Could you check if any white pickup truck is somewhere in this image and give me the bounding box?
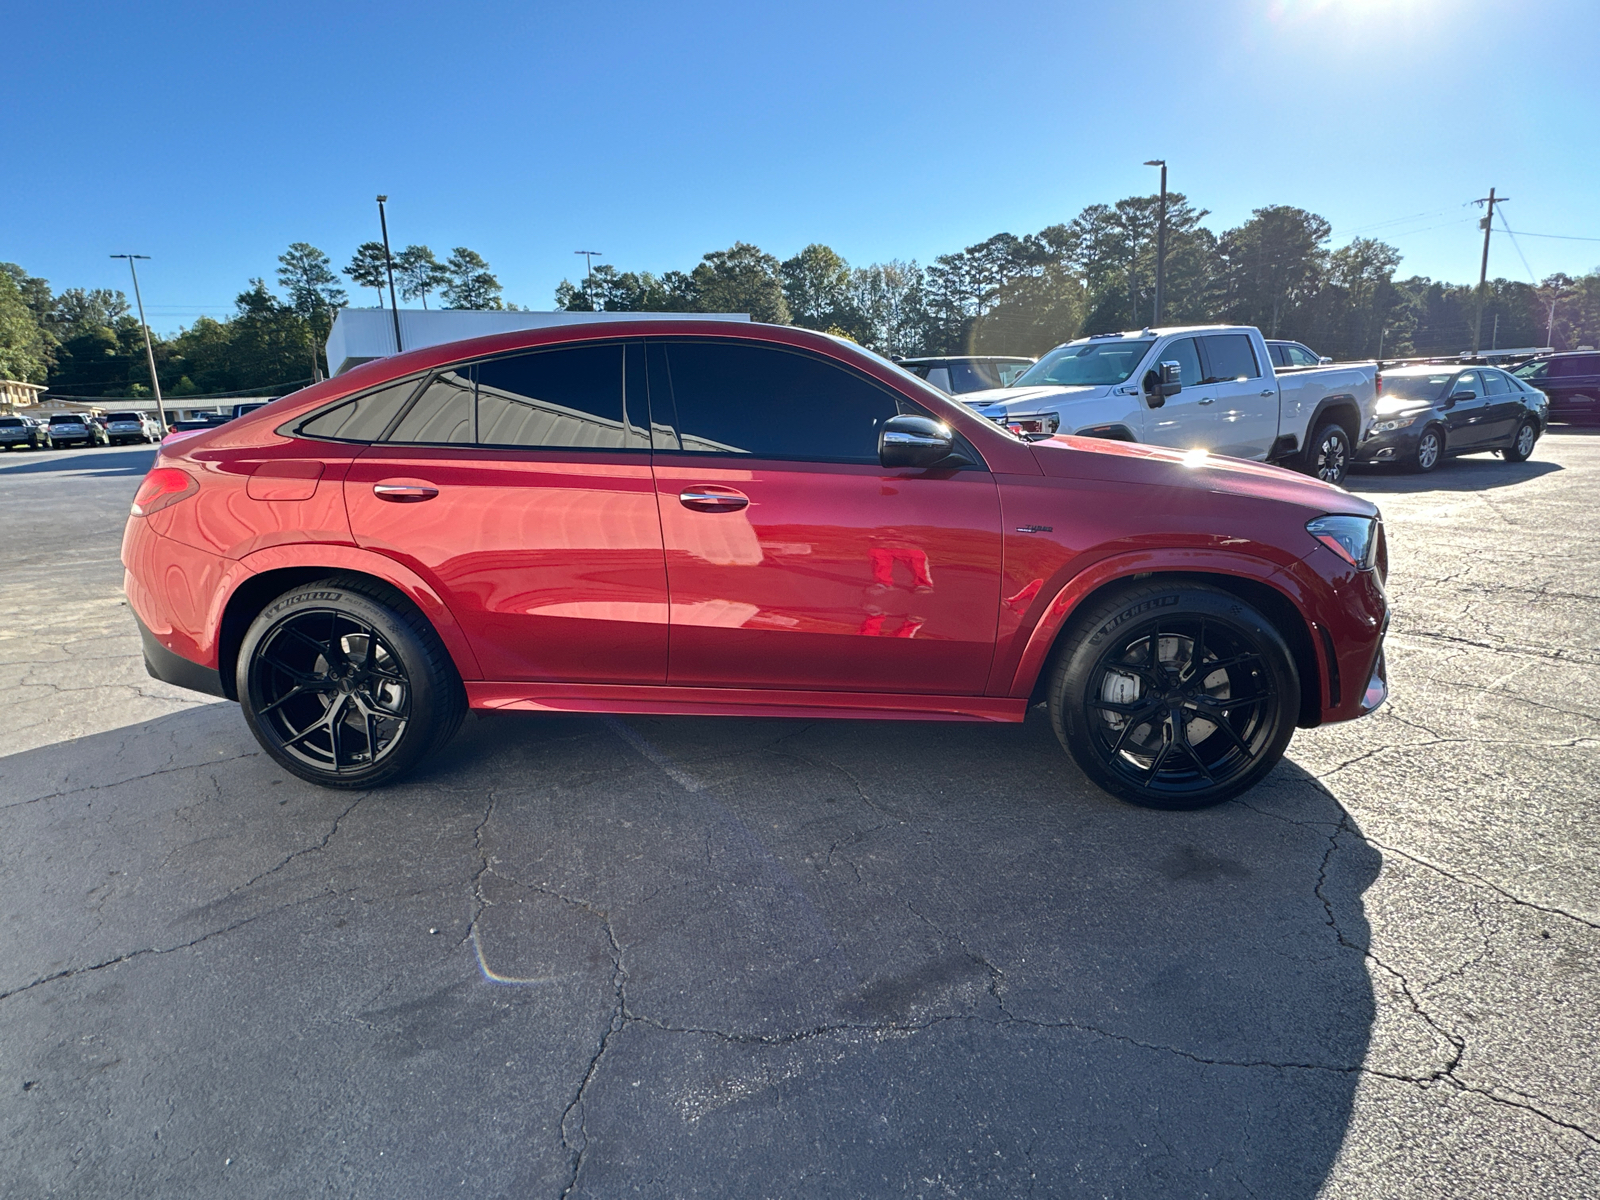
[960,325,1378,485]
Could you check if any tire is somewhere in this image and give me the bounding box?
[1503,419,1538,463]
[237,578,467,789]
[1305,422,1352,486]
[1048,582,1300,809]
[1411,425,1444,473]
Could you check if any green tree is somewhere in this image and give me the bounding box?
[394,245,449,309]
[53,288,131,340]
[689,243,789,323]
[1218,206,1331,338]
[0,268,50,383]
[442,247,503,310]
[344,242,392,307]
[277,243,346,317]
[781,244,854,330]
[846,261,928,357]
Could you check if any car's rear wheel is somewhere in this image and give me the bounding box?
[1503,419,1538,463]
[238,579,466,789]
[1048,582,1300,809]
[1411,425,1444,472]
[1305,422,1352,485]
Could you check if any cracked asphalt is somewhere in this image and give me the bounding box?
[1,435,1596,1198]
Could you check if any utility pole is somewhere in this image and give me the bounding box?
[1470,187,1507,356]
[1144,160,1167,325]
[110,255,168,430]
[376,195,403,353]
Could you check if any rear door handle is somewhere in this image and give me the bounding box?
[1260,389,1275,397]
[373,482,439,503]
[679,488,749,512]
[1197,397,1215,405]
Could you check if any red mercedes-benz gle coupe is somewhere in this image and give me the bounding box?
[122,320,1388,808]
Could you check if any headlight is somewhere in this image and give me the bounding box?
[1307,515,1379,570]
[1370,415,1418,434]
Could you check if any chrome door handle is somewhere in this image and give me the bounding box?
[1197,397,1215,405]
[1259,389,1275,396]
[373,483,439,502]
[679,488,749,512]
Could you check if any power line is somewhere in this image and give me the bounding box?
[1502,228,1600,243]
[1496,211,1540,285]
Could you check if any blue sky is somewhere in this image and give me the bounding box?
[5,0,1597,333]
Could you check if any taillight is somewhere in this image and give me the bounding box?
[131,467,198,516]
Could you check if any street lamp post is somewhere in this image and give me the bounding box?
[574,250,604,305]
[376,195,403,353]
[109,255,168,430]
[1144,160,1167,326]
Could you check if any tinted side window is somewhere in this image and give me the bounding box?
[298,376,421,442]
[388,368,474,444]
[476,344,635,450]
[1483,370,1512,395]
[657,341,900,463]
[1452,371,1482,397]
[1268,344,1288,367]
[1287,345,1320,367]
[1202,335,1261,381]
[1158,338,1204,386]
[1548,358,1578,378]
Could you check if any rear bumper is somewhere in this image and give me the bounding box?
[132,608,227,698]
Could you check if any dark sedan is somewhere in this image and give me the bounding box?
[1356,364,1546,472]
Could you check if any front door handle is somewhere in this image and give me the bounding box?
[374,482,440,503]
[1260,389,1275,397]
[1197,397,1215,405]
[679,488,749,513]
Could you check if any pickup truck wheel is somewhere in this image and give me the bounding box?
[1048,582,1299,809]
[1411,426,1444,473]
[238,580,467,789]
[1503,420,1538,463]
[1306,422,1352,485]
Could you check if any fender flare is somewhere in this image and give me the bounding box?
[219,543,484,681]
[1304,395,1363,446]
[1003,547,1302,697]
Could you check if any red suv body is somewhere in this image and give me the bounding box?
[123,320,1388,808]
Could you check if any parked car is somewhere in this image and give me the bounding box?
[45,412,102,448]
[1266,340,1331,369]
[1511,351,1600,421]
[898,356,1035,394]
[167,414,233,434]
[230,401,271,418]
[1354,364,1547,472]
[0,415,52,451]
[124,320,1389,809]
[960,325,1379,485]
[102,410,163,444]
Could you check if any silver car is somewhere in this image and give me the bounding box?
[102,410,162,445]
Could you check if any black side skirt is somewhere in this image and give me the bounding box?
[133,610,229,699]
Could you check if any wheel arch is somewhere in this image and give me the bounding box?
[216,548,483,700]
[1304,395,1362,451]
[1019,567,1324,729]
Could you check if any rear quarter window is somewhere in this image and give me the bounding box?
[295,376,424,442]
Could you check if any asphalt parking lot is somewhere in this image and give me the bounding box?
[1,436,1596,1198]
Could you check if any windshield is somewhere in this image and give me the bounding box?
[1512,360,1548,382]
[1011,339,1154,388]
[1382,372,1454,402]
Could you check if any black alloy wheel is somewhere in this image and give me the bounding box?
[1503,420,1538,463]
[239,580,466,788]
[1307,422,1352,486]
[1050,583,1299,809]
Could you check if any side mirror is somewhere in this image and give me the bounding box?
[879,415,955,469]
[1143,362,1182,408]
[1319,356,1333,365]
[1447,389,1476,406]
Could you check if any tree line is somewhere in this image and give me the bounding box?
[3,190,1597,399]
[0,242,509,399]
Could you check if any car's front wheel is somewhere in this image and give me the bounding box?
[1048,582,1300,809]
[1411,425,1444,472]
[238,579,467,789]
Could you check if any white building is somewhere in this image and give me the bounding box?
[325,308,750,377]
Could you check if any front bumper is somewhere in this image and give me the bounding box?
[1354,424,1423,464]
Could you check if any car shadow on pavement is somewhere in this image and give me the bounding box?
[0,447,157,478]
[1348,456,1562,493]
[0,702,1380,1198]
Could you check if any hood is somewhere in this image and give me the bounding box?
[962,384,1111,413]
[1029,435,1378,518]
